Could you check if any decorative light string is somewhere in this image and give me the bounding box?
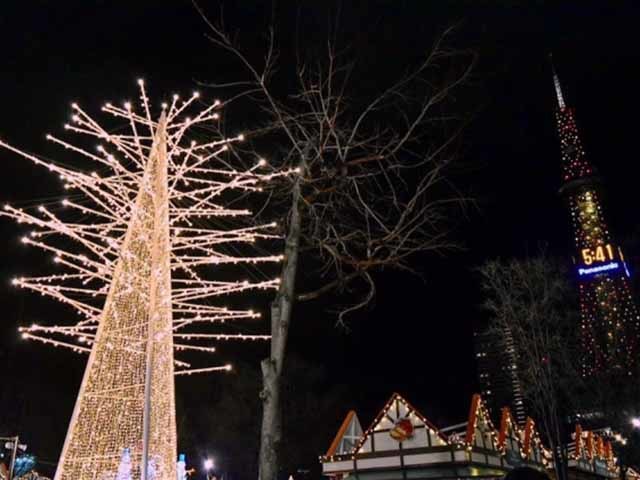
[321,393,613,475]
[0,80,290,480]
[0,82,289,371]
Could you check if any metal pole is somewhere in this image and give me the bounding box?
[8,435,19,480]
[140,326,153,480]
[141,113,168,480]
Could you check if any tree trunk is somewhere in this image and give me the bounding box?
[621,465,628,480]
[259,356,281,480]
[258,170,303,480]
[554,445,569,480]
[547,413,568,480]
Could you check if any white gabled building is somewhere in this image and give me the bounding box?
[320,393,620,480]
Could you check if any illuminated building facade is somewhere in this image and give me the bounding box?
[553,70,640,377]
[320,392,622,480]
[474,328,527,426]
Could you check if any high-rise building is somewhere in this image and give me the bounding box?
[553,68,640,377]
[474,327,527,426]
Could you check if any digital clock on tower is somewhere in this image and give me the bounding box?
[580,243,621,266]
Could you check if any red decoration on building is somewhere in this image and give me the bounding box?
[389,418,414,441]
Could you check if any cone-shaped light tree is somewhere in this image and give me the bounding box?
[0,81,291,480]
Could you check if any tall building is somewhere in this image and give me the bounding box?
[553,68,640,377]
[474,327,527,426]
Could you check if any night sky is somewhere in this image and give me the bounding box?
[2,1,640,476]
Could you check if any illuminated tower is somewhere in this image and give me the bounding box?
[553,69,640,377]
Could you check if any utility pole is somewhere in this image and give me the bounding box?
[1,435,27,480]
[9,436,18,480]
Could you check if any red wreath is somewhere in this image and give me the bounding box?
[390,418,414,441]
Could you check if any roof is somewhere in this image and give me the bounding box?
[325,410,358,457]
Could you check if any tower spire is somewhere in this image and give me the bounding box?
[552,60,595,184]
[550,55,566,109]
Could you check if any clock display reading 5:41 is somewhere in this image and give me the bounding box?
[581,243,619,265]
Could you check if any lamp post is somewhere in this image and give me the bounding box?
[203,458,214,480]
[1,436,27,480]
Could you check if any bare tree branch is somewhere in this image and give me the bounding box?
[478,253,580,480]
[193,6,477,479]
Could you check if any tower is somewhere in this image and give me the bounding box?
[553,68,640,377]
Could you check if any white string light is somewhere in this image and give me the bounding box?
[0,81,288,480]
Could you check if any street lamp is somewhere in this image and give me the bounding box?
[1,436,27,480]
[203,458,214,480]
[631,417,640,428]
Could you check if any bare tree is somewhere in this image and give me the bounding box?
[194,5,476,479]
[478,255,580,480]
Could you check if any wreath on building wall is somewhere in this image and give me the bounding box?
[390,418,414,441]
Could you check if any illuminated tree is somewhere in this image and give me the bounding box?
[0,81,290,480]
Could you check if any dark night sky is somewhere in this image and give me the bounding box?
[2,0,640,475]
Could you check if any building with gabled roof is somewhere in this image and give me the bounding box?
[498,407,522,457]
[567,424,618,480]
[320,393,548,480]
[325,411,364,458]
[320,393,624,480]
